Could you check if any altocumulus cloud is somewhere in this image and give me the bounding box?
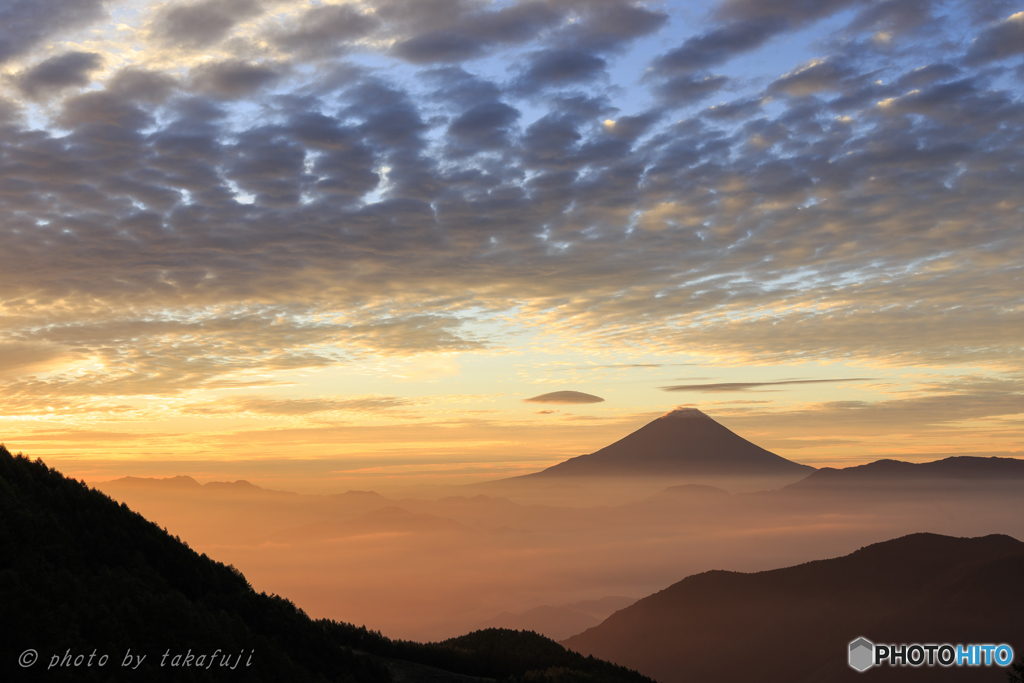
[0,0,1020,423]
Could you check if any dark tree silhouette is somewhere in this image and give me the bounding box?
[0,444,654,683]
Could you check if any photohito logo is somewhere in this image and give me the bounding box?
[849,638,874,672]
[848,638,1014,672]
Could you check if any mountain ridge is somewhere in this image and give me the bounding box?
[495,408,813,491]
[786,455,1024,491]
[562,532,1024,682]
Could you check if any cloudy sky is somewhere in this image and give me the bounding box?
[1,0,1022,489]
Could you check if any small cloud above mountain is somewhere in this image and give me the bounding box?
[524,391,605,405]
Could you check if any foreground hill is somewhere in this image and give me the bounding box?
[0,445,653,683]
[563,533,1024,682]
[499,408,813,493]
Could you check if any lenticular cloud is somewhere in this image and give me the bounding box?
[524,391,605,405]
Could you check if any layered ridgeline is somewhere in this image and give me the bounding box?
[563,533,1024,682]
[491,408,814,495]
[785,456,1024,493]
[0,445,653,683]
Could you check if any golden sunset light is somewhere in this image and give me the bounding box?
[2,1,1023,680]
[0,0,1021,494]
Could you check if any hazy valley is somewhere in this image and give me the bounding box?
[91,410,1024,646]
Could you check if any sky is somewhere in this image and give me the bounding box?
[0,0,1022,491]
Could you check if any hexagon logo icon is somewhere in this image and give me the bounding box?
[849,637,874,672]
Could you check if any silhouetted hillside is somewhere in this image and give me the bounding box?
[563,533,1024,682]
[436,629,655,682]
[0,445,390,683]
[0,445,654,683]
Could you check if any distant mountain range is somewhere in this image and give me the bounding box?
[7,423,1024,683]
[101,414,1024,502]
[563,532,1024,682]
[26,412,1024,683]
[785,456,1024,492]
[103,474,301,496]
[486,407,1024,500]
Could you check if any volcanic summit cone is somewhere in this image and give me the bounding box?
[525,408,813,480]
